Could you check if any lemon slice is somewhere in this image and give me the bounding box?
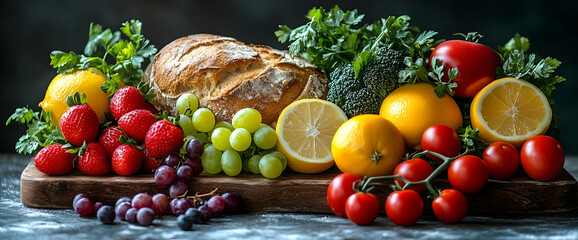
[470,78,551,148]
[276,99,348,174]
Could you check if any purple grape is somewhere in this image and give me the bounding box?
[73,193,88,209]
[137,207,155,226]
[125,208,138,223]
[152,193,169,215]
[198,205,212,222]
[185,208,204,224]
[206,195,226,214]
[155,165,176,186]
[183,157,203,176]
[97,205,115,224]
[115,197,132,207]
[177,214,193,230]
[222,192,242,213]
[92,201,104,215]
[115,202,132,221]
[170,181,188,197]
[186,138,204,159]
[164,154,182,168]
[132,193,153,209]
[177,165,193,182]
[75,198,93,216]
[170,198,192,216]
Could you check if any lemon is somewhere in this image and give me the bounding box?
[276,99,348,174]
[470,78,551,148]
[39,68,110,124]
[379,83,463,150]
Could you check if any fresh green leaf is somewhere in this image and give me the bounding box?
[7,107,66,154]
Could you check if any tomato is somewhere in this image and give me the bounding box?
[520,135,565,181]
[432,189,468,223]
[327,173,362,218]
[421,124,461,162]
[345,192,380,226]
[430,39,502,98]
[482,142,520,180]
[393,158,433,194]
[448,155,489,194]
[385,190,423,226]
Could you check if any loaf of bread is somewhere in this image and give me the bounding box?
[142,34,328,125]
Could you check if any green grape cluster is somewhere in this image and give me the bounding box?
[175,94,287,179]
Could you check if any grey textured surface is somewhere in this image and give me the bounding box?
[1,154,577,240]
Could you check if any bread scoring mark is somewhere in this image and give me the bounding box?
[228,66,296,102]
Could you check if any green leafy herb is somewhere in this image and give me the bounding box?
[458,125,488,156]
[6,107,66,154]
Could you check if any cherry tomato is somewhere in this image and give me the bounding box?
[421,124,461,162]
[520,135,565,181]
[432,189,468,223]
[430,39,502,98]
[393,158,434,194]
[385,190,423,226]
[345,192,380,226]
[448,155,489,194]
[482,142,520,180]
[327,173,362,218]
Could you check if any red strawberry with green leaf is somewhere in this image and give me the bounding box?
[59,93,100,146]
[98,126,126,158]
[77,142,111,176]
[144,120,184,159]
[112,144,144,176]
[141,149,163,173]
[118,109,157,142]
[110,86,146,119]
[34,144,74,175]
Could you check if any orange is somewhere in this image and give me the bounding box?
[470,78,551,148]
[39,68,111,124]
[379,83,462,150]
[331,114,405,177]
[276,99,348,174]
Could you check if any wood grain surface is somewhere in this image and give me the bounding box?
[20,160,578,215]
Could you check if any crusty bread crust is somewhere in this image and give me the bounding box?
[142,34,328,125]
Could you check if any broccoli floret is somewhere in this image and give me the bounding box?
[327,47,407,118]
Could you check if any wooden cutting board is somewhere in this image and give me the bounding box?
[20,160,577,215]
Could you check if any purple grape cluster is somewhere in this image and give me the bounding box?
[173,191,242,230]
[154,138,204,197]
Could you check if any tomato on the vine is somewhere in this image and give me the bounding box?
[385,190,423,226]
[430,37,502,98]
[482,142,520,180]
[327,173,362,218]
[421,124,461,162]
[520,135,565,181]
[432,189,468,223]
[448,155,489,194]
[393,158,433,194]
[345,192,380,226]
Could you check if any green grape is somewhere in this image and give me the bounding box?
[242,156,251,173]
[176,93,199,116]
[221,149,242,176]
[229,128,252,152]
[215,121,235,131]
[178,114,196,136]
[267,151,287,170]
[211,127,232,151]
[232,108,262,133]
[253,125,277,149]
[201,144,222,174]
[248,155,262,174]
[259,154,283,179]
[192,108,215,132]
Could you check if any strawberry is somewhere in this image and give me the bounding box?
[112,144,144,175]
[77,142,111,176]
[141,149,163,173]
[60,104,100,146]
[98,126,126,158]
[110,86,146,119]
[144,102,159,114]
[118,109,157,142]
[144,120,185,159]
[34,144,74,175]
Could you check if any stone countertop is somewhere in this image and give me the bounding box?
[1,154,577,240]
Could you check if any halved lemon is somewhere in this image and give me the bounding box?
[470,78,552,148]
[276,99,348,174]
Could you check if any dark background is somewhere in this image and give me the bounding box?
[1,0,577,153]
